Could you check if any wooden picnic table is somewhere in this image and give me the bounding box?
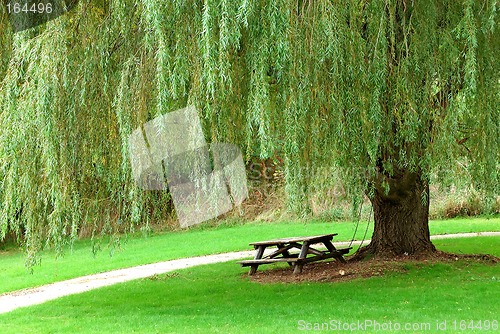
[238,234,351,275]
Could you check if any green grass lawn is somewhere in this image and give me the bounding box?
[0,237,498,333]
[0,216,499,294]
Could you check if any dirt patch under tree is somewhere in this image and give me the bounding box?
[247,251,499,284]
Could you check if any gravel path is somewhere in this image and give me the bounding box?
[1,231,498,314]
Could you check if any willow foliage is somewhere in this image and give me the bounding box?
[0,1,498,263]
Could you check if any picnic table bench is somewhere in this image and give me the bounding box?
[238,234,351,275]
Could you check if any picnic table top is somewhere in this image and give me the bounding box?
[249,233,338,246]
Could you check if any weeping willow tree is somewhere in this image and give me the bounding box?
[0,0,498,264]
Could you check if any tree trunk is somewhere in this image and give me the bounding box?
[361,169,436,258]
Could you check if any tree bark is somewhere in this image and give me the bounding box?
[361,169,436,258]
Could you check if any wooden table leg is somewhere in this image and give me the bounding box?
[277,243,294,267]
[293,241,309,274]
[324,240,347,263]
[249,245,266,275]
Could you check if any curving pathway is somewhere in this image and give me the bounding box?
[1,231,499,314]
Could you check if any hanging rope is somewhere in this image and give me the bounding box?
[348,200,363,248]
[355,204,373,254]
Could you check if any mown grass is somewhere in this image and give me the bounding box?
[0,237,498,333]
[0,216,498,294]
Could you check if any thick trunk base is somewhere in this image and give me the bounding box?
[356,170,436,260]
